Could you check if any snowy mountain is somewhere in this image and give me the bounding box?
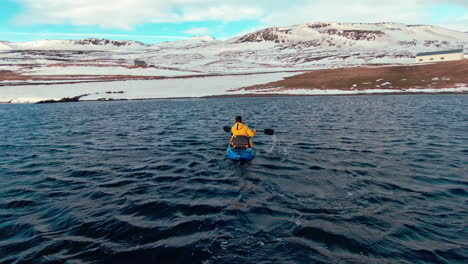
[1,22,467,74]
[236,22,467,46]
[0,36,216,51]
[232,22,468,59]
[73,38,148,47]
[2,22,468,103]
[0,41,13,50]
[188,36,216,42]
[149,36,217,49]
[0,38,149,50]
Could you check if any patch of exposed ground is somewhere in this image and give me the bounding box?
[0,70,162,85]
[36,94,90,104]
[0,69,305,86]
[231,60,468,92]
[43,62,204,73]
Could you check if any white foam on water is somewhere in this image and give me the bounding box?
[266,134,289,158]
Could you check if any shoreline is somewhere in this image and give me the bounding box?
[1,90,467,104]
[202,91,468,98]
[2,60,467,104]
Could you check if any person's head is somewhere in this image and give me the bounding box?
[235,116,242,123]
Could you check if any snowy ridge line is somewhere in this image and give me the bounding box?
[0,21,466,75]
[1,22,467,103]
[1,22,466,50]
[0,36,215,50]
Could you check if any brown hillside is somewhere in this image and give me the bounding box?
[233,60,468,92]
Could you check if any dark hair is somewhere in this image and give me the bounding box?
[235,116,242,122]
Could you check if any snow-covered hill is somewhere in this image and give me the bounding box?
[0,36,216,51]
[236,22,467,50]
[2,22,467,103]
[1,22,467,74]
[0,38,149,50]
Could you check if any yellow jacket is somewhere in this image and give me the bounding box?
[231,122,256,147]
[231,122,256,137]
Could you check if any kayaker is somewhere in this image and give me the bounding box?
[230,116,256,148]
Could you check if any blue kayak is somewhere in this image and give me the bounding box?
[226,146,256,161]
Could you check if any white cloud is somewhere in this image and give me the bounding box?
[179,6,263,22]
[435,15,468,32]
[259,0,467,31]
[14,0,173,29]
[11,0,468,31]
[261,0,426,27]
[182,27,210,35]
[12,0,264,29]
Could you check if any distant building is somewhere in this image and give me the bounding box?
[415,49,464,63]
[134,59,147,67]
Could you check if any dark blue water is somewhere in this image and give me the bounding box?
[1,95,467,264]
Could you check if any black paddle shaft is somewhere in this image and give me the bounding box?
[258,129,275,135]
[223,126,274,135]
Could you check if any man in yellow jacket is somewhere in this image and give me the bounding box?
[231,116,256,148]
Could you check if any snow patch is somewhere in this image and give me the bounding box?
[0,72,300,103]
[22,66,202,77]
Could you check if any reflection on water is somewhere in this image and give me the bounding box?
[0,95,467,264]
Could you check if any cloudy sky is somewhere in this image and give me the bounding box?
[1,0,467,43]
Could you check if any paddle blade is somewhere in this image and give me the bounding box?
[223,126,231,133]
[263,129,275,135]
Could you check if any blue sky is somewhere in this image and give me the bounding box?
[1,0,467,43]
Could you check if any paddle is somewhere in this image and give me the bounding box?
[257,129,275,135]
[223,126,275,135]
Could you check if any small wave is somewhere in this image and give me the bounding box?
[293,225,374,256]
[308,165,325,170]
[2,96,467,263]
[258,163,303,171]
[447,188,467,196]
[0,222,36,241]
[99,179,136,188]
[0,199,37,209]
[69,170,106,178]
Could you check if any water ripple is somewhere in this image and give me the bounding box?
[0,95,467,263]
